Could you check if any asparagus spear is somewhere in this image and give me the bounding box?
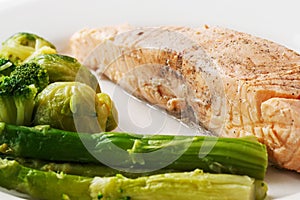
[13,157,180,178]
[90,170,268,200]
[0,158,267,200]
[0,158,91,200]
[0,122,268,179]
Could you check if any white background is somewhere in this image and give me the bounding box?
[0,0,300,52]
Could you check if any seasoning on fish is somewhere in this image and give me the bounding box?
[69,24,300,172]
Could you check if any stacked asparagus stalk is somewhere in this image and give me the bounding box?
[0,122,268,200]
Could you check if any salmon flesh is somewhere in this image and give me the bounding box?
[69,24,300,172]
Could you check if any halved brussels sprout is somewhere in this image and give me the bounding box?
[28,54,100,92]
[33,82,117,133]
[0,32,56,64]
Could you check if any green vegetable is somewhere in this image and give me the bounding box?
[0,158,91,200]
[12,157,179,178]
[0,123,268,179]
[0,158,268,200]
[33,82,114,132]
[0,32,114,131]
[0,62,49,125]
[90,169,268,200]
[0,32,56,64]
[28,54,100,92]
[0,58,15,76]
[97,93,118,131]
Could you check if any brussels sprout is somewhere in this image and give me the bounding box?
[28,54,100,93]
[97,93,118,131]
[0,32,56,64]
[33,82,113,133]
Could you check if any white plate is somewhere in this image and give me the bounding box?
[1,0,300,199]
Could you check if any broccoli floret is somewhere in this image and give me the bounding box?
[10,62,49,92]
[0,32,57,64]
[0,62,49,125]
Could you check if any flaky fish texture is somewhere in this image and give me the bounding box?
[69,24,300,172]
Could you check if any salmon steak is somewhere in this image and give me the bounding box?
[69,24,300,172]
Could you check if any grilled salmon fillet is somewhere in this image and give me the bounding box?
[69,24,300,172]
